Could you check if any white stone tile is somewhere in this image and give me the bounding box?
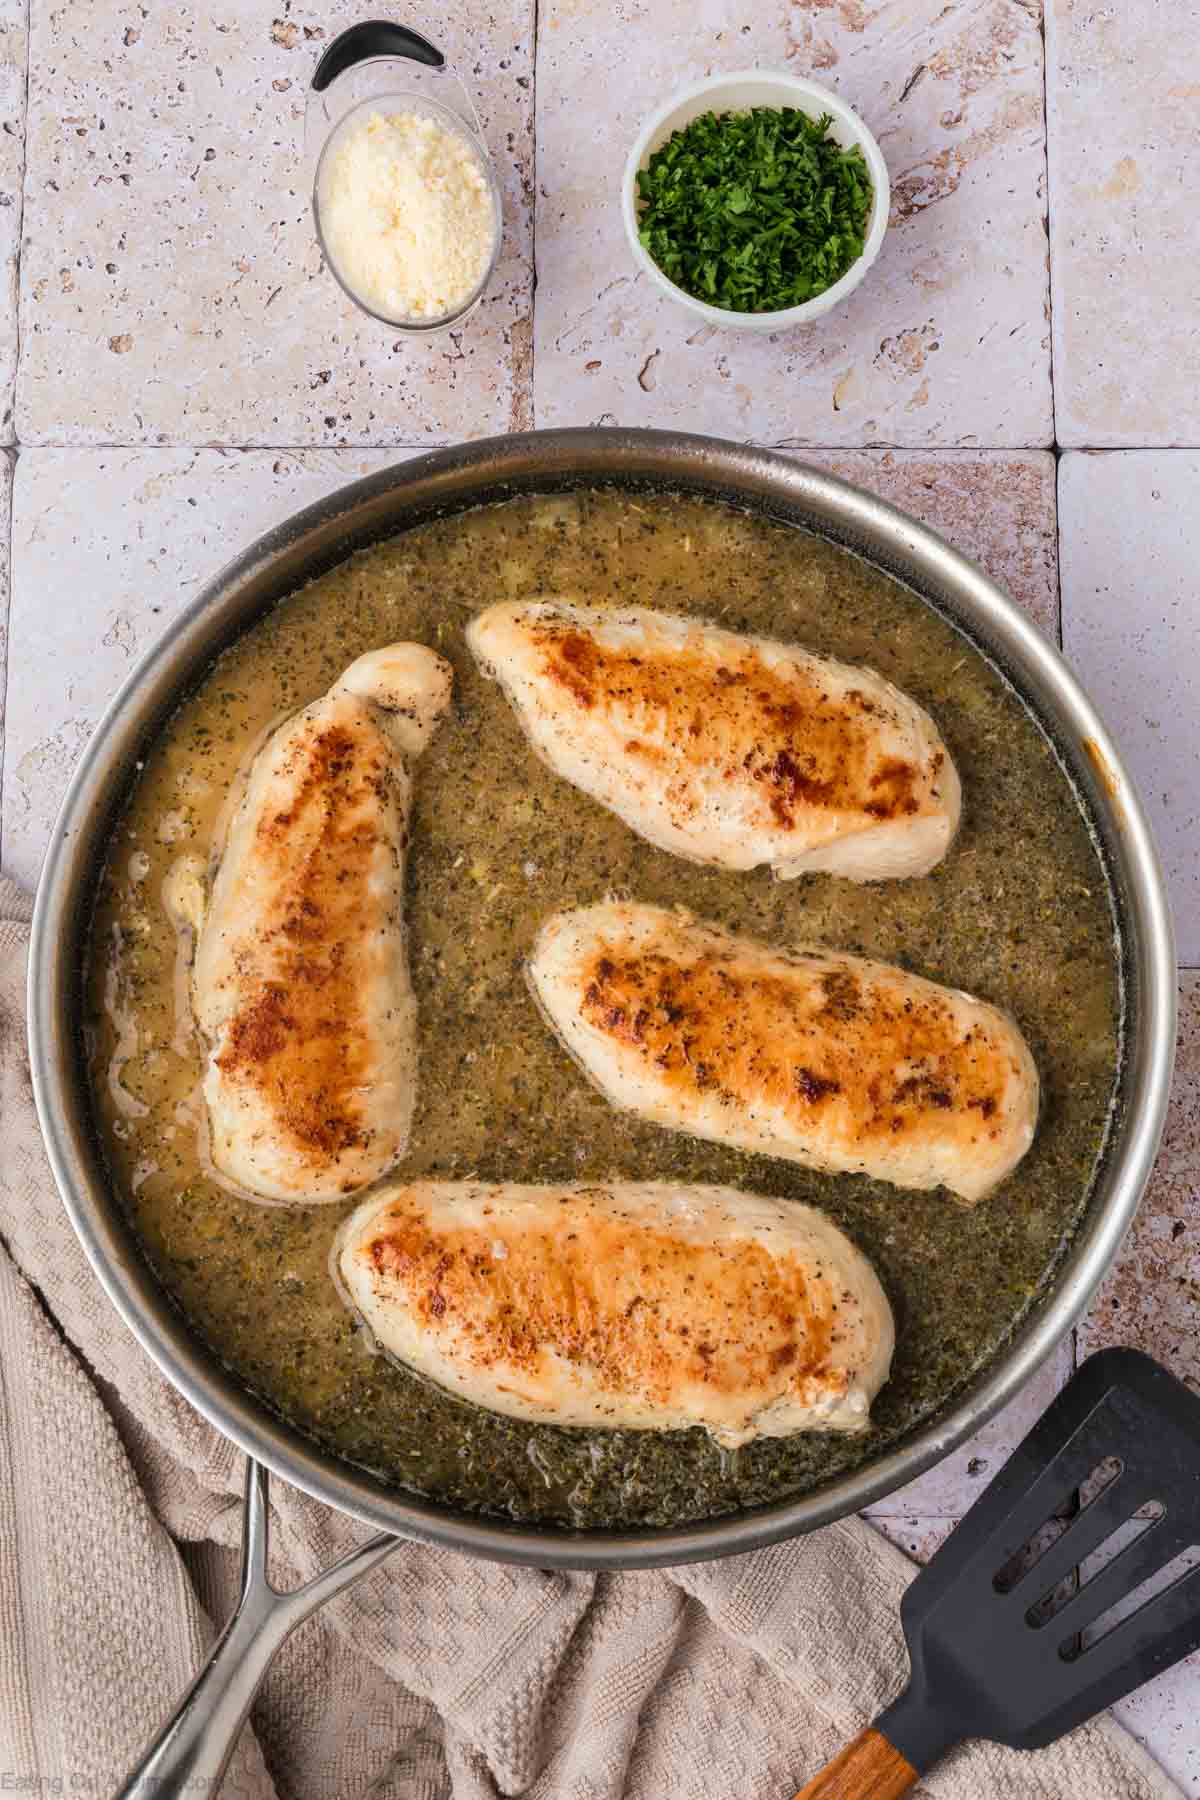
[1059,452,1200,964]
[1046,0,1200,448]
[16,1,533,446]
[534,0,1052,446]
[868,1513,956,1566]
[1,448,417,887]
[1114,1654,1200,1799]
[0,449,11,796]
[0,0,25,442]
[867,1338,1073,1517]
[1078,972,1200,1381]
[788,450,1059,637]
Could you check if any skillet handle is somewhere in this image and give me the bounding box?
[111,1459,399,1800]
[793,1726,918,1800]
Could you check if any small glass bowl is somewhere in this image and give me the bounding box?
[307,23,502,337]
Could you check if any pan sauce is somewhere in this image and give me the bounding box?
[85,489,1121,1528]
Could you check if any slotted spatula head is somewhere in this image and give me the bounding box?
[796,1349,1200,1798]
[877,1347,1200,1772]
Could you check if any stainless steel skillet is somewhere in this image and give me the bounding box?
[26,429,1176,1790]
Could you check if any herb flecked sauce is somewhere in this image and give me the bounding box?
[86,490,1121,1529]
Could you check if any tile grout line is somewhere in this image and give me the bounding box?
[16,437,1200,452]
[9,438,1134,453]
[1042,0,1066,491]
[1035,0,1078,1387]
[529,0,539,430]
[1033,0,1066,661]
[8,441,490,456]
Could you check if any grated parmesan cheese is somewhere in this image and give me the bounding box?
[318,110,497,324]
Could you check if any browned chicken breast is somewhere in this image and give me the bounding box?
[336,1180,894,1444]
[528,903,1039,1205]
[178,644,452,1204]
[467,599,961,881]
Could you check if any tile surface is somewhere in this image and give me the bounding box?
[1078,973,1200,1382]
[789,449,1059,636]
[1075,963,1200,1799]
[0,450,10,798]
[2,448,414,885]
[1060,456,1200,1800]
[0,0,24,441]
[16,1,533,446]
[1047,0,1200,447]
[869,1514,956,1565]
[534,0,1052,446]
[1115,1654,1200,1800]
[1059,452,1200,964]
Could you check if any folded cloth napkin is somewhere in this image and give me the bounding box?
[0,879,1180,1800]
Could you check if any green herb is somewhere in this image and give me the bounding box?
[636,106,873,313]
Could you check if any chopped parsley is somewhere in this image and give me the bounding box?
[636,106,874,314]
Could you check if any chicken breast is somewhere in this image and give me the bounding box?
[336,1180,894,1444]
[528,903,1038,1205]
[467,599,960,881]
[180,644,452,1204]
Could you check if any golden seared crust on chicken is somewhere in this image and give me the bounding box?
[184,644,452,1204]
[336,1180,894,1444]
[467,599,961,881]
[528,904,1039,1206]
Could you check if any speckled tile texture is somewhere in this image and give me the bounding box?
[1076,974,1200,1794]
[1059,452,1200,964]
[0,0,24,442]
[534,0,1052,445]
[1046,0,1200,447]
[786,449,1059,635]
[1,448,414,882]
[869,1513,957,1565]
[1116,1651,1200,1800]
[16,1,534,445]
[1079,974,1200,1382]
[0,450,11,793]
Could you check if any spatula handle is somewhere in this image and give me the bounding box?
[793,1727,918,1799]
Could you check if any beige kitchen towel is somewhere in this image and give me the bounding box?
[0,880,1181,1800]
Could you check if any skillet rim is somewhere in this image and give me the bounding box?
[27,427,1177,1569]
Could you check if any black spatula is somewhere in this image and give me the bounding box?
[796,1347,1200,1798]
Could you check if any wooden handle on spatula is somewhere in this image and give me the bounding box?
[793,1727,918,1799]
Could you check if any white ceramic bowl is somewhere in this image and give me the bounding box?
[621,70,890,333]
